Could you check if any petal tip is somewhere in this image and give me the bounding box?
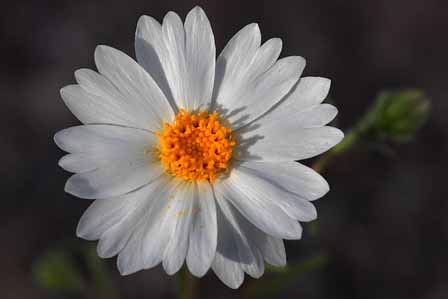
[227,278,244,289]
[164,11,181,22]
[64,176,96,199]
[117,260,130,276]
[162,262,181,276]
[75,222,86,239]
[187,266,208,278]
[136,14,148,23]
[334,128,345,145]
[59,84,74,99]
[248,22,260,32]
[94,45,112,62]
[73,68,85,79]
[320,77,332,91]
[64,179,76,196]
[291,56,306,71]
[57,155,68,170]
[53,129,68,151]
[190,5,205,15]
[270,37,283,48]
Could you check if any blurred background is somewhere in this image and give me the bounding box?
[1,0,447,298]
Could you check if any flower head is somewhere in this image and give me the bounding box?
[55,6,343,288]
[156,109,235,182]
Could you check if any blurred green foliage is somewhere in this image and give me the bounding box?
[33,244,118,299]
[33,249,85,294]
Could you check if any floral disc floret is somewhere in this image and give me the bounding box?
[156,109,235,183]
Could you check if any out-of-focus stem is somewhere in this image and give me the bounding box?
[312,116,371,173]
[313,89,431,173]
[244,253,328,299]
[176,267,198,299]
[85,245,119,299]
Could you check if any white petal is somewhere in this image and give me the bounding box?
[116,177,181,275]
[76,196,131,241]
[139,180,182,270]
[218,199,286,267]
[60,83,144,128]
[116,229,146,275]
[97,226,130,259]
[212,199,250,288]
[58,151,152,175]
[237,122,344,161]
[212,23,261,110]
[54,125,164,199]
[287,77,332,111]
[214,170,303,240]
[55,124,155,174]
[212,252,244,289]
[135,16,176,110]
[236,227,265,278]
[94,45,173,131]
[212,196,289,285]
[212,196,286,287]
[96,176,173,260]
[224,56,305,129]
[294,104,338,128]
[234,77,337,161]
[256,76,332,123]
[65,158,163,199]
[183,6,215,110]
[248,38,283,78]
[139,8,216,111]
[161,11,187,109]
[186,181,217,277]
[212,23,304,129]
[215,198,264,278]
[54,124,153,155]
[237,161,329,201]
[58,153,98,173]
[257,103,338,130]
[231,75,342,163]
[229,163,318,222]
[162,182,195,275]
[261,237,286,267]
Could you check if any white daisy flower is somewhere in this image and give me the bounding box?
[54,6,343,288]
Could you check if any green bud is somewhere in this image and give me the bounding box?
[33,250,85,293]
[366,89,430,142]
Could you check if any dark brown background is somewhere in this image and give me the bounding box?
[1,0,447,298]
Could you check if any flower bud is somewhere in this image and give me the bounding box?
[366,89,430,142]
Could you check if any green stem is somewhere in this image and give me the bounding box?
[85,245,119,299]
[312,116,371,173]
[176,267,197,299]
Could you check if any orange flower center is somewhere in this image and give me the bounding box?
[156,109,235,183]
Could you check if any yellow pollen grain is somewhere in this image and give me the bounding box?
[176,210,186,217]
[156,109,235,183]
